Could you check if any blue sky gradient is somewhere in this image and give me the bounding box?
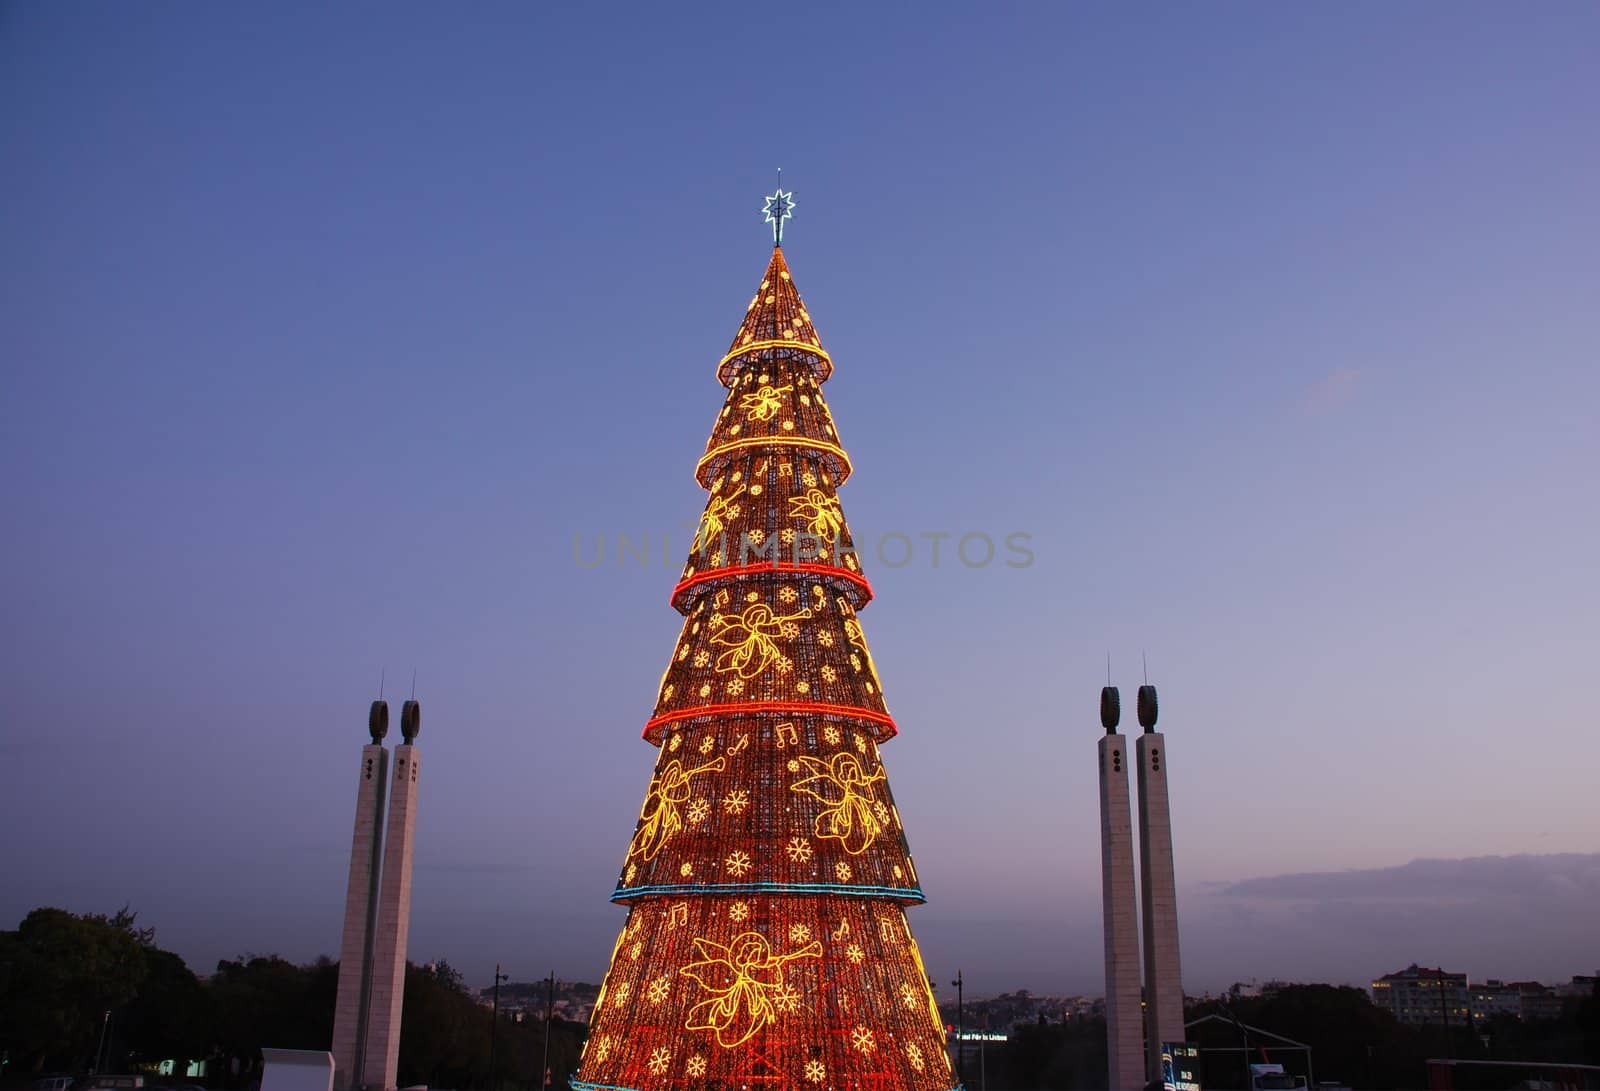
[3,3,1597,992]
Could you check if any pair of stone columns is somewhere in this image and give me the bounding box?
[1099,685,1183,1091]
[330,700,423,1091]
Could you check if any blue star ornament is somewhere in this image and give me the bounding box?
[762,188,795,244]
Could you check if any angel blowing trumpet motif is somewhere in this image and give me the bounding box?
[680,931,822,1048]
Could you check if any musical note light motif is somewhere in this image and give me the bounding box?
[575,208,952,1091]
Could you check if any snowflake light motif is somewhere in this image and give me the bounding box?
[762,188,795,245]
[723,790,750,815]
[901,983,920,1008]
[851,1026,877,1054]
[729,900,750,921]
[845,943,865,964]
[818,630,835,647]
[687,798,711,824]
[648,1047,672,1076]
[725,850,753,877]
[804,1059,826,1084]
[779,585,798,603]
[593,1035,613,1062]
[648,976,671,1004]
[774,982,802,1013]
[906,1042,926,1072]
[785,836,813,863]
[873,801,891,824]
[789,922,812,943]
[629,941,643,960]
[823,725,841,745]
[687,1056,707,1078]
[680,862,694,877]
[835,861,852,881]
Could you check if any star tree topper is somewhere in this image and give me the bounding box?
[763,186,795,245]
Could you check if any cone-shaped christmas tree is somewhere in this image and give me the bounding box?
[573,193,955,1091]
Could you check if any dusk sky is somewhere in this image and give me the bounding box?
[3,3,1597,995]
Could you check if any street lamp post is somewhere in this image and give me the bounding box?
[951,971,964,1088]
[489,964,509,1091]
[93,1010,111,1075]
[1221,999,1250,1091]
[540,971,555,1091]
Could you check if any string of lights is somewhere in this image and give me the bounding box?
[575,208,957,1091]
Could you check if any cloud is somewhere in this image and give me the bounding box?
[1180,854,1600,989]
[1303,367,1361,410]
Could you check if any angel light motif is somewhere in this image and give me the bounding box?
[838,597,884,693]
[692,485,746,556]
[738,383,792,422]
[680,930,822,1048]
[787,487,844,543]
[710,603,812,678]
[790,751,888,855]
[628,755,727,862]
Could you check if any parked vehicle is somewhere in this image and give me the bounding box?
[79,1076,145,1091]
[1249,1064,1308,1091]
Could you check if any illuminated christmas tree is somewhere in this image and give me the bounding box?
[572,190,955,1091]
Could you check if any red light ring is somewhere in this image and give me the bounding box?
[670,562,873,612]
[643,701,898,745]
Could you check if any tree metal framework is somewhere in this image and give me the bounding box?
[571,239,956,1091]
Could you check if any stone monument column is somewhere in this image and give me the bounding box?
[1098,686,1145,1091]
[362,699,422,1091]
[331,702,390,1091]
[1135,684,1184,1082]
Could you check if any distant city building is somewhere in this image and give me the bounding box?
[1371,964,1469,1026]
[1469,980,1524,1020]
[1559,972,1599,999]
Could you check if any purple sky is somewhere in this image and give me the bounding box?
[3,3,1597,995]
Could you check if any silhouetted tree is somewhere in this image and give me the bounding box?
[0,906,153,1072]
[208,955,337,1085]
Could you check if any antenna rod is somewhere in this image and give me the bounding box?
[379,668,385,701]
